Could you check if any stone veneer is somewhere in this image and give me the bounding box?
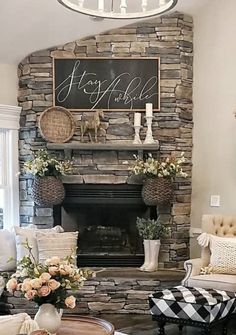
[2,269,183,316]
[18,12,193,269]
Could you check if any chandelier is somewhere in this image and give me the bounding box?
[57,0,178,20]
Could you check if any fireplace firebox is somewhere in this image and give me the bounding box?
[54,184,153,267]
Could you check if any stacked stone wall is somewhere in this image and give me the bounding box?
[18,12,193,269]
[3,271,183,315]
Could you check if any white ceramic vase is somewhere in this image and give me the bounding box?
[34,303,63,335]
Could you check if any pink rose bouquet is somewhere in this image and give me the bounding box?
[6,242,93,309]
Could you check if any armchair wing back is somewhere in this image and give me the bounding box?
[201,215,236,266]
[182,215,236,292]
[202,215,236,235]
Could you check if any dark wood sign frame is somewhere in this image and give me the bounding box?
[53,57,160,112]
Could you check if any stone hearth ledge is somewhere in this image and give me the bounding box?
[1,268,184,316]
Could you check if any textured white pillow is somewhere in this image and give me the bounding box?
[0,229,16,271]
[209,235,236,274]
[0,313,39,335]
[0,276,5,297]
[36,231,78,264]
[14,225,64,263]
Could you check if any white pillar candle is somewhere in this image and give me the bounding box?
[142,0,148,12]
[134,113,141,127]
[146,103,153,117]
[98,0,104,12]
[120,0,127,14]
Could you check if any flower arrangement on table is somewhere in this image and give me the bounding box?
[23,149,73,206]
[129,152,188,206]
[23,149,73,177]
[129,152,187,179]
[6,241,92,309]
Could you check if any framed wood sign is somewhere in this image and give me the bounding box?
[53,57,160,111]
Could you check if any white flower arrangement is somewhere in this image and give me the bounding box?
[130,152,188,179]
[23,149,73,177]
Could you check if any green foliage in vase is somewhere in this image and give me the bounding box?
[136,217,170,240]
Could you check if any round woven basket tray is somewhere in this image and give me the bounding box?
[39,106,75,143]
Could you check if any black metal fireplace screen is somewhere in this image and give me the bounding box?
[55,184,149,267]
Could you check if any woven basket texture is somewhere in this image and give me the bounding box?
[32,176,65,206]
[39,106,75,143]
[141,177,173,206]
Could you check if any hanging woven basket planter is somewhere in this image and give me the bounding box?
[32,176,65,206]
[141,177,173,206]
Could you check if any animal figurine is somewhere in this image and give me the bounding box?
[80,110,105,142]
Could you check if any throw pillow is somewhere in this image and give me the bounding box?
[0,313,39,335]
[0,276,5,297]
[14,225,64,264]
[36,231,78,264]
[0,229,16,271]
[209,235,236,274]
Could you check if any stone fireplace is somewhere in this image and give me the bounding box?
[18,12,193,269]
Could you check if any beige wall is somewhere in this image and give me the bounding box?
[0,64,18,105]
[191,0,236,257]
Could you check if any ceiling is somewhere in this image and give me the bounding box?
[0,0,210,65]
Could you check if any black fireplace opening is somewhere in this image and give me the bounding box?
[55,183,152,267]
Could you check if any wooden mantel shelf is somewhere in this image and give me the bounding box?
[47,142,159,151]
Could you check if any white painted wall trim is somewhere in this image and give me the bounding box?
[0,104,21,228]
[0,104,21,130]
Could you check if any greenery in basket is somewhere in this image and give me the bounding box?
[129,152,187,179]
[6,240,94,309]
[23,149,73,177]
[136,217,171,240]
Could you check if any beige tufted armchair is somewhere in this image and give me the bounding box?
[182,215,236,292]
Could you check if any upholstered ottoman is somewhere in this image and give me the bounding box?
[149,286,236,335]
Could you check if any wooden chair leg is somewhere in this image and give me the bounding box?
[201,327,211,335]
[88,132,93,142]
[94,128,98,142]
[178,324,183,332]
[157,321,166,335]
[222,322,228,335]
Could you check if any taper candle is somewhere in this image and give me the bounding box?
[146,103,153,118]
[134,113,141,127]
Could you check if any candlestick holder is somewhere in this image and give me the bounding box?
[133,125,142,144]
[144,116,157,145]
